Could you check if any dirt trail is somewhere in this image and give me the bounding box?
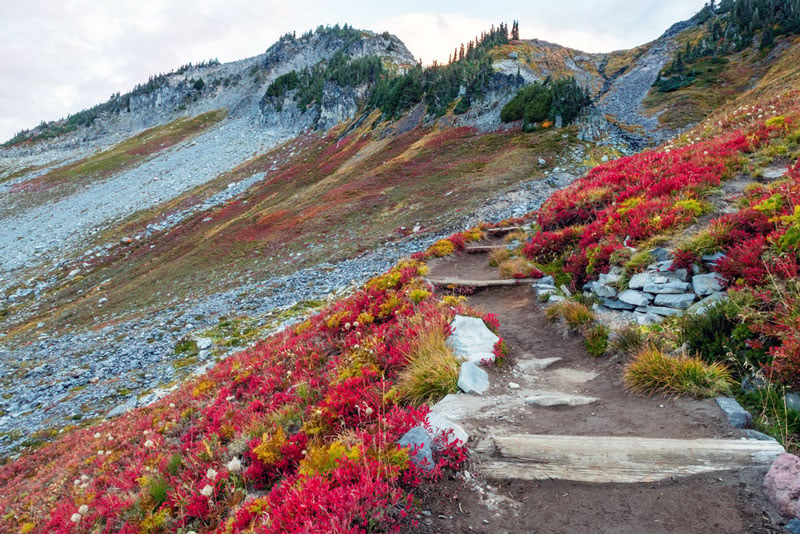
[413,247,784,534]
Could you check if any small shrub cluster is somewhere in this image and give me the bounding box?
[546,300,609,357]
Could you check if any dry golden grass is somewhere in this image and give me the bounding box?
[624,346,733,398]
[396,322,460,405]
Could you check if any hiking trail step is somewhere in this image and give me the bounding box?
[426,277,538,288]
[477,434,784,484]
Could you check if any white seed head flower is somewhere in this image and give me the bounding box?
[206,468,217,480]
[94,432,101,439]
[78,504,88,515]
[227,457,242,474]
[364,406,374,416]
[143,439,155,448]
[200,484,213,497]
[70,513,82,523]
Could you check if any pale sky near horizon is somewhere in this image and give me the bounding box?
[0,0,708,142]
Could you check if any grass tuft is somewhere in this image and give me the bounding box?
[624,346,733,398]
[545,300,594,330]
[397,323,460,405]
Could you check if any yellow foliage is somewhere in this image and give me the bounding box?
[326,310,351,330]
[294,319,312,334]
[441,295,467,307]
[252,427,286,465]
[462,227,485,242]
[409,289,431,303]
[299,440,362,475]
[140,508,170,533]
[192,380,212,398]
[428,239,456,257]
[378,293,405,318]
[21,523,35,534]
[356,311,374,325]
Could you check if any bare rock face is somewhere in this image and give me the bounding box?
[763,453,800,518]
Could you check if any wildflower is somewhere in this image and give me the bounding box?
[345,322,351,330]
[206,467,218,480]
[227,457,242,473]
[73,478,80,486]
[94,432,101,439]
[78,505,88,515]
[200,484,214,497]
[70,513,82,523]
[169,402,175,408]
[143,439,155,448]
[364,406,374,416]
[108,434,114,441]
[353,321,359,328]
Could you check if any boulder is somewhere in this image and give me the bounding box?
[716,396,752,428]
[426,412,469,448]
[458,361,489,395]
[592,282,617,298]
[692,273,725,297]
[398,427,434,471]
[628,272,658,289]
[598,272,622,285]
[702,252,727,265]
[447,315,499,364]
[539,275,555,286]
[618,289,653,307]
[687,292,728,315]
[653,293,696,309]
[763,453,800,517]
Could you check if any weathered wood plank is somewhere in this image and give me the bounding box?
[464,245,507,253]
[479,434,784,483]
[484,226,523,234]
[427,277,537,288]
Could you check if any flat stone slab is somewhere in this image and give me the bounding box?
[643,280,691,294]
[447,315,499,364]
[517,357,562,372]
[458,361,489,395]
[602,298,635,311]
[525,391,599,407]
[619,289,653,307]
[432,393,496,420]
[653,293,696,309]
[639,305,683,317]
[479,434,784,483]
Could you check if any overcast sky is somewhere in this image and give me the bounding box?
[0,0,707,142]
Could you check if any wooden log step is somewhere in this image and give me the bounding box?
[479,434,784,484]
[427,277,538,288]
[484,226,523,234]
[464,245,508,253]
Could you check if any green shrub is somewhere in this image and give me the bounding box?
[610,324,648,356]
[679,295,769,374]
[584,324,610,357]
